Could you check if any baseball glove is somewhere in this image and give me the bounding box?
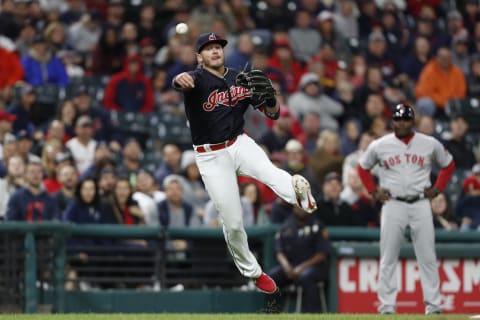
[235,69,276,102]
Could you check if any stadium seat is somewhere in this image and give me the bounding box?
[283,281,328,313]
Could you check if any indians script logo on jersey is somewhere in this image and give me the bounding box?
[383,153,425,169]
[202,86,251,111]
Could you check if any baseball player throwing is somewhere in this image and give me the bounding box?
[172,33,317,294]
[357,103,455,314]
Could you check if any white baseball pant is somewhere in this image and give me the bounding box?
[194,133,298,278]
[378,199,441,314]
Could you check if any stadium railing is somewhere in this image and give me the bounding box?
[0,222,479,314]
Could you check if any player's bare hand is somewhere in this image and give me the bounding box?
[424,187,440,200]
[372,188,391,203]
[174,72,195,89]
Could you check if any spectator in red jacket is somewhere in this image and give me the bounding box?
[102,54,154,113]
[0,47,23,90]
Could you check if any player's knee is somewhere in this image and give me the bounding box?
[224,220,244,233]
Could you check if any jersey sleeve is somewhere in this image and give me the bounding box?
[432,138,453,168]
[358,140,379,170]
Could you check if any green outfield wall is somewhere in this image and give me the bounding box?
[0,223,479,313]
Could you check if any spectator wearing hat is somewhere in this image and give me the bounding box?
[267,205,331,313]
[443,116,476,170]
[0,155,26,219]
[53,163,78,213]
[415,47,466,116]
[444,10,465,47]
[132,169,166,226]
[116,139,142,187]
[268,38,305,94]
[67,10,102,54]
[16,129,41,164]
[6,160,59,222]
[66,115,98,175]
[288,72,344,130]
[21,35,69,87]
[283,139,320,197]
[72,85,119,143]
[0,46,24,94]
[340,166,380,227]
[258,107,296,154]
[365,31,400,83]
[103,54,154,113]
[316,171,359,226]
[60,0,86,25]
[80,142,114,180]
[8,83,48,133]
[91,25,126,76]
[316,10,350,60]
[457,164,480,231]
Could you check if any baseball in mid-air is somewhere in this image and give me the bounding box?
[175,23,189,34]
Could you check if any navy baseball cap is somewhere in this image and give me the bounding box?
[195,33,227,53]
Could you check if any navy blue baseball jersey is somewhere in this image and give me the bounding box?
[180,67,265,145]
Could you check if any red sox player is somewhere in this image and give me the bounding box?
[357,103,455,314]
[172,33,317,294]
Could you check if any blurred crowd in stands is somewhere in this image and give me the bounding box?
[0,0,480,233]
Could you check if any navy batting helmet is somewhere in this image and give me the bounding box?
[392,103,415,121]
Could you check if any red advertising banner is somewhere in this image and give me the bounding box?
[337,258,480,313]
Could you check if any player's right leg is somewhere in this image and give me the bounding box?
[409,200,442,314]
[194,148,276,293]
[232,134,316,213]
[378,200,409,314]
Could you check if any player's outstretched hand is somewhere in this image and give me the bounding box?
[372,188,391,203]
[174,72,195,89]
[424,187,440,200]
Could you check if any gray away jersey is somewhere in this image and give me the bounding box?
[358,132,453,197]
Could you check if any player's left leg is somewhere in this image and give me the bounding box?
[195,149,262,279]
[409,200,442,314]
[231,134,316,213]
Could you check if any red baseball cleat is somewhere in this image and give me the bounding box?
[255,273,277,294]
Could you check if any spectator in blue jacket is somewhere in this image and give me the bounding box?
[21,35,69,87]
[6,160,59,221]
[63,178,103,224]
